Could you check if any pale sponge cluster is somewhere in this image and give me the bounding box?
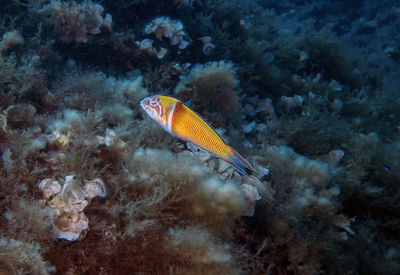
[38,176,106,241]
[144,16,190,49]
[38,0,112,43]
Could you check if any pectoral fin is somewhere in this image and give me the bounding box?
[187,141,208,153]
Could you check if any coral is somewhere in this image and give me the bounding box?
[198,35,215,55]
[136,38,168,59]
[202,42,215,55]
[37,0,112,43]
[83,178,107,200]
[39,178,62,200]
[39,175,106,241]
[144,16,190,49]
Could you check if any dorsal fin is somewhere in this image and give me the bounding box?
[184,99,191,107]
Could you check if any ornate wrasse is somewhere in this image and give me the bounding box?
[140,95,254,176]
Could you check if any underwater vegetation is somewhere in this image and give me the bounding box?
[0,0,399,274]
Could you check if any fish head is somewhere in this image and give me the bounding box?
[140,95,178,131]
[140,95,163,120]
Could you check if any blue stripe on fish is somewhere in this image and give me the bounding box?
[228,147,254,177]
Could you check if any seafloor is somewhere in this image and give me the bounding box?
[0,0,399,274]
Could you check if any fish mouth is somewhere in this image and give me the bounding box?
[139,97,148,110]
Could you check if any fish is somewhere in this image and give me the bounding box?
[383,164,392,173]
[140,95,254,176]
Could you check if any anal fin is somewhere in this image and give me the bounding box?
[228,147,254,177]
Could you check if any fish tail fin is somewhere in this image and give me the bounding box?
[228,147,254,177]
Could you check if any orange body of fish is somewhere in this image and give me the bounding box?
[140,95,254,176]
